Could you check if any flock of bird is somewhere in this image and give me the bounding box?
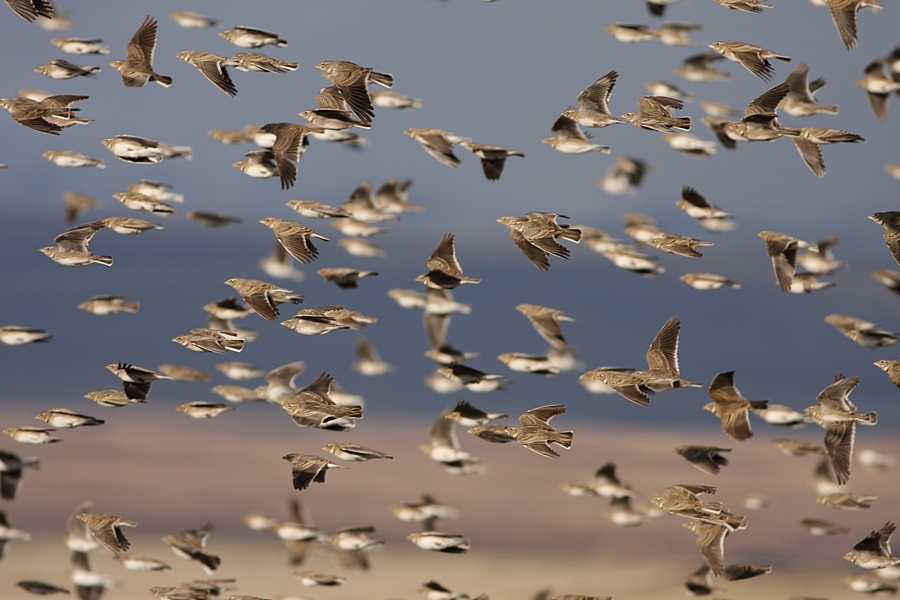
[0,0,899,599]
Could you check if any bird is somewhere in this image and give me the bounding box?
[874,359,900,388]
[101,217,163,235]
[389,496,460,532]
[622,96,690,132]
[714,0,772,11]
[76,512,137,554]
[353,336,393,375]
[703,371,768,441]
[420,409,481,473]
[5,0,54,22]
[674,52,732,82]
[560,462,635,499]
[175,51,238,97]
[0,326,51,345]
[675,445,732,475]
[505,404,574,458]
[843,522,900,569]
[169,10,221,28]
[682,520,729,577]
[323,442,392,462]
[801,518,852,536]
[161,524,221,574]
[542,115,610,154]
[100,135,167,164]
[40,220,111,267]
[224,277,303,321]
[758,230,808,292]
[561,70,622,128]
[790,127,864,178]
[648,233,714,258]
[869,212,900,266]
[231,51,298,73]
[34,59,100,79]
[0,94,88,134]
[314,60,393,125]
[282,454,345,490]
[459,140,524,181]
[824,0,883,50]
[280,306,359,336]
[780,62,838,117]
[630,316,699,393]
[0,450,39,500]
[825,313,900,348]
[219,25,287,48]
[110,16,172,87]
[51,36,108,55]
[15,580,70,595]
[4,427,61,444]
[35,408,104,428]
[708,41,790,80]
[404,127,469,169]
[676,187,736,232]
[172,329,244,354]
[856,59,900,121]
[515,304,576,352]
[176,402,235,419]
[317,267,378,289]
[416,233,481,289]
[105,362,171,400]
[805,373,877,485]
[253,123,324,189]
[497,213,582,271]
[407,532,470,553]
[260,217,328,265]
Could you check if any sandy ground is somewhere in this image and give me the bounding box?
[1,405,898,599]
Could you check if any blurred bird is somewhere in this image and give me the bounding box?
[825,313,900,348]
[675,445,731,475]
[708,41,790,80]
[219,25,287,48]
[162,524,221,574]
[34,59,99,79]
[857,59,900,121]
[780,62,838,117]
[282,454,345,490]
[459,140,524,181]
[404,128,469,169]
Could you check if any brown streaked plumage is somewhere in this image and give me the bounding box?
[704,371,768,441]
[110,16,172,87]
[77,513,136,555]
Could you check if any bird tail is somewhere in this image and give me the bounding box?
[97,255,114,266]
[370,72,394,88]
[858,412,878,425]
[672,117,691,131]
[153,74,174,87]
[554,431,574,449]
[559,226,582,243]
[749,400,769,410]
